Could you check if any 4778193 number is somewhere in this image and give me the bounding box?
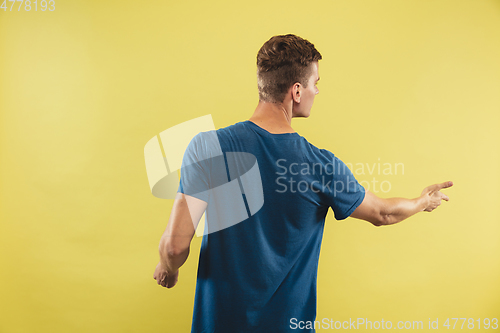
[442,318,498,330]
[1,0,55,11]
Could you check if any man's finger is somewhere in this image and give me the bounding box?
[167,277,177,288]
[441,193,450,201]
[438,181,453,189]
[428,181,453,193]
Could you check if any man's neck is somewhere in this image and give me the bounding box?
[248,101,296,134]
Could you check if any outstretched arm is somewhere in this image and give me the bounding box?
[350,181,453,226]
[153,193,207,288]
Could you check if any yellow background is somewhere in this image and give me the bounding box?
[1,0,499,332]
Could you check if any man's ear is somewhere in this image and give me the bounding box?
[292,83,302,103]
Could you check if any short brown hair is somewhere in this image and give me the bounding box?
[257,34,322,103]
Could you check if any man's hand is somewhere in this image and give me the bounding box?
[420,181,454,212]
[153,262,179,288]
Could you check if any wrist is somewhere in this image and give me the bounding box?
[159,259,171,272]
[415,195,428,212]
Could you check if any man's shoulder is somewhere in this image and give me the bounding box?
[215,120,248,135]
[301,138,337,161]
[214,121,257,145]
[185,121,250,157]
[189,121,247,141]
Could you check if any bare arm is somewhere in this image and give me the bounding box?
[350,181,453,226]
[153,192,207,288]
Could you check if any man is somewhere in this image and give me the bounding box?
[153,34,453,332]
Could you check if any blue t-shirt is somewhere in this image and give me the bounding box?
[178,120,365,333]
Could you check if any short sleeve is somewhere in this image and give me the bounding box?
[177,131,223,203]
[323,153,366,220]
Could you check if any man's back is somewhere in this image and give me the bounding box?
[180,120,365,332]
[153,34,453,333]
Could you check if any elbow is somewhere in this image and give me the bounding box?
[372,213,389,227]
[373,214,402,227]
[166,244,189,257]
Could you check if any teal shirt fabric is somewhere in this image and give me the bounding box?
[178,120,365,333]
